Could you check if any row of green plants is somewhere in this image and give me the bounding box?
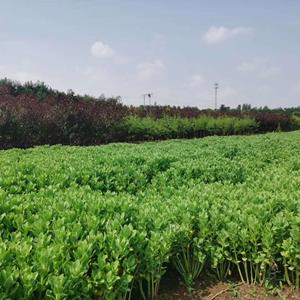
[123,116,257,140]
[0,131,300,299]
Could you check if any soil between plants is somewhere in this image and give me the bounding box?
[157,271,300,300]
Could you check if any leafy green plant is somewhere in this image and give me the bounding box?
[0,131,300,298]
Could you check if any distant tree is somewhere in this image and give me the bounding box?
[220,104,230,112]
[242,103,252,111]
[67,89,75,96]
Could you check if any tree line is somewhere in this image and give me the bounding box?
[0,78,299,149]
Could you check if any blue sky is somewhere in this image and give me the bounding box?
[0,0,300,108]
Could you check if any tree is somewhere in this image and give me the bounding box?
[242,103,251,111]
[220,104,230,112]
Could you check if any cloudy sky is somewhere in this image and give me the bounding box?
[0,0,300,108]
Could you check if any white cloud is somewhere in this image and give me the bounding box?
[187,74,205,87]
[91,41,115,58]
[136,59,164,80]
[238,58,280,78]
[203,26,252,44]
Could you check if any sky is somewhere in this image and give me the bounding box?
[0,0,300,108]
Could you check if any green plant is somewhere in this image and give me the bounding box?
[0,131,300,298]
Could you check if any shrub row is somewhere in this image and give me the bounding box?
[0,93,127,149]
[123,116,257,141]
[0,79,299,148]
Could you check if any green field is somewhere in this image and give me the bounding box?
[1,131,300,299]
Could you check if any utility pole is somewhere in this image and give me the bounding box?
[142,93,153,106]
[214,82,219,110]
[148,93,153,106]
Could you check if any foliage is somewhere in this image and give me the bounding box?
[292,115,300,129]
[0,78,299,149]
[0,87,127,149]
[0,131,300,298]
[123,116,257,140]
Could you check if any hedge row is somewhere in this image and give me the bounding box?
[123,116,258,141]
[0,79,299,148]
[0,93,127,149]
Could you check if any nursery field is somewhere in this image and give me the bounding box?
[0,131,300,299]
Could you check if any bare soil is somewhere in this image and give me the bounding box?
[157,272,300,300]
